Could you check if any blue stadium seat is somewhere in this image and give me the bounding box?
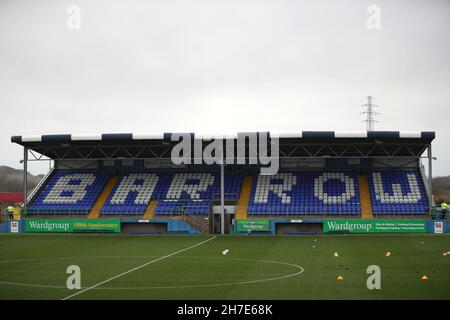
[28,168,428,217]
[101,173,159,215]
[100,172,244,215]
[154,200,210,215]
[248,171,361,216]
[153,172,244,215]
[28,170,110,215]
[368,168,429,215]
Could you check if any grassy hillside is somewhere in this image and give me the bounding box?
[0,166,44,192]
[433,176,450,203]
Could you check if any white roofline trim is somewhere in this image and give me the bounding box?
[335,131,368,138]
[71,134,102,141]
[132,133,164,140]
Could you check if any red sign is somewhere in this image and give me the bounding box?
[0,193,24,204]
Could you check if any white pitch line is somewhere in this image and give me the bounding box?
[61,236,217,300]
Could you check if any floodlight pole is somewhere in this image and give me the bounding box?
[23,147,28,211]
[427,144,433,215]
[220,161,225,235]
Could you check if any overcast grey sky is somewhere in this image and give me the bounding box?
[0,0,449,176]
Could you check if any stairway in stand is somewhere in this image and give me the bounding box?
[183,211,209,234]
[143,200,158,219]
[235,176,253,219]
[359,175,373,219]
[87,176,118,219]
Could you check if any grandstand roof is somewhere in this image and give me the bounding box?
[11,131,435,144]
[11,131,435,160]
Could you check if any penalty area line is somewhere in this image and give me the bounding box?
[61,236,217,300]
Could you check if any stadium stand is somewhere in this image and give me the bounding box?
[248,171,361,216]
[369,168,429,215]
[26,168,430,217]
[100,173,160,215]
[153,172,244,215]
[10,131,436,235]
[28,171,110,215]
[27,171,244,216]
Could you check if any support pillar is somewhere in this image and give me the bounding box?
[220,162,225,235]
[23,147,28,211]
[428,144,433,216]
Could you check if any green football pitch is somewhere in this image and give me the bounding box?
[0,234,449,300]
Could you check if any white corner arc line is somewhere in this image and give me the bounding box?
[61,236,217,300]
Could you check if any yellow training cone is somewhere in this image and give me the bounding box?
[421,275,428,280]
[336,275,344,280]
[385,251,392,257]
[334,252,339,257]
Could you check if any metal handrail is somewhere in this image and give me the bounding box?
[26,166,55,204]
[180,207,210,234]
